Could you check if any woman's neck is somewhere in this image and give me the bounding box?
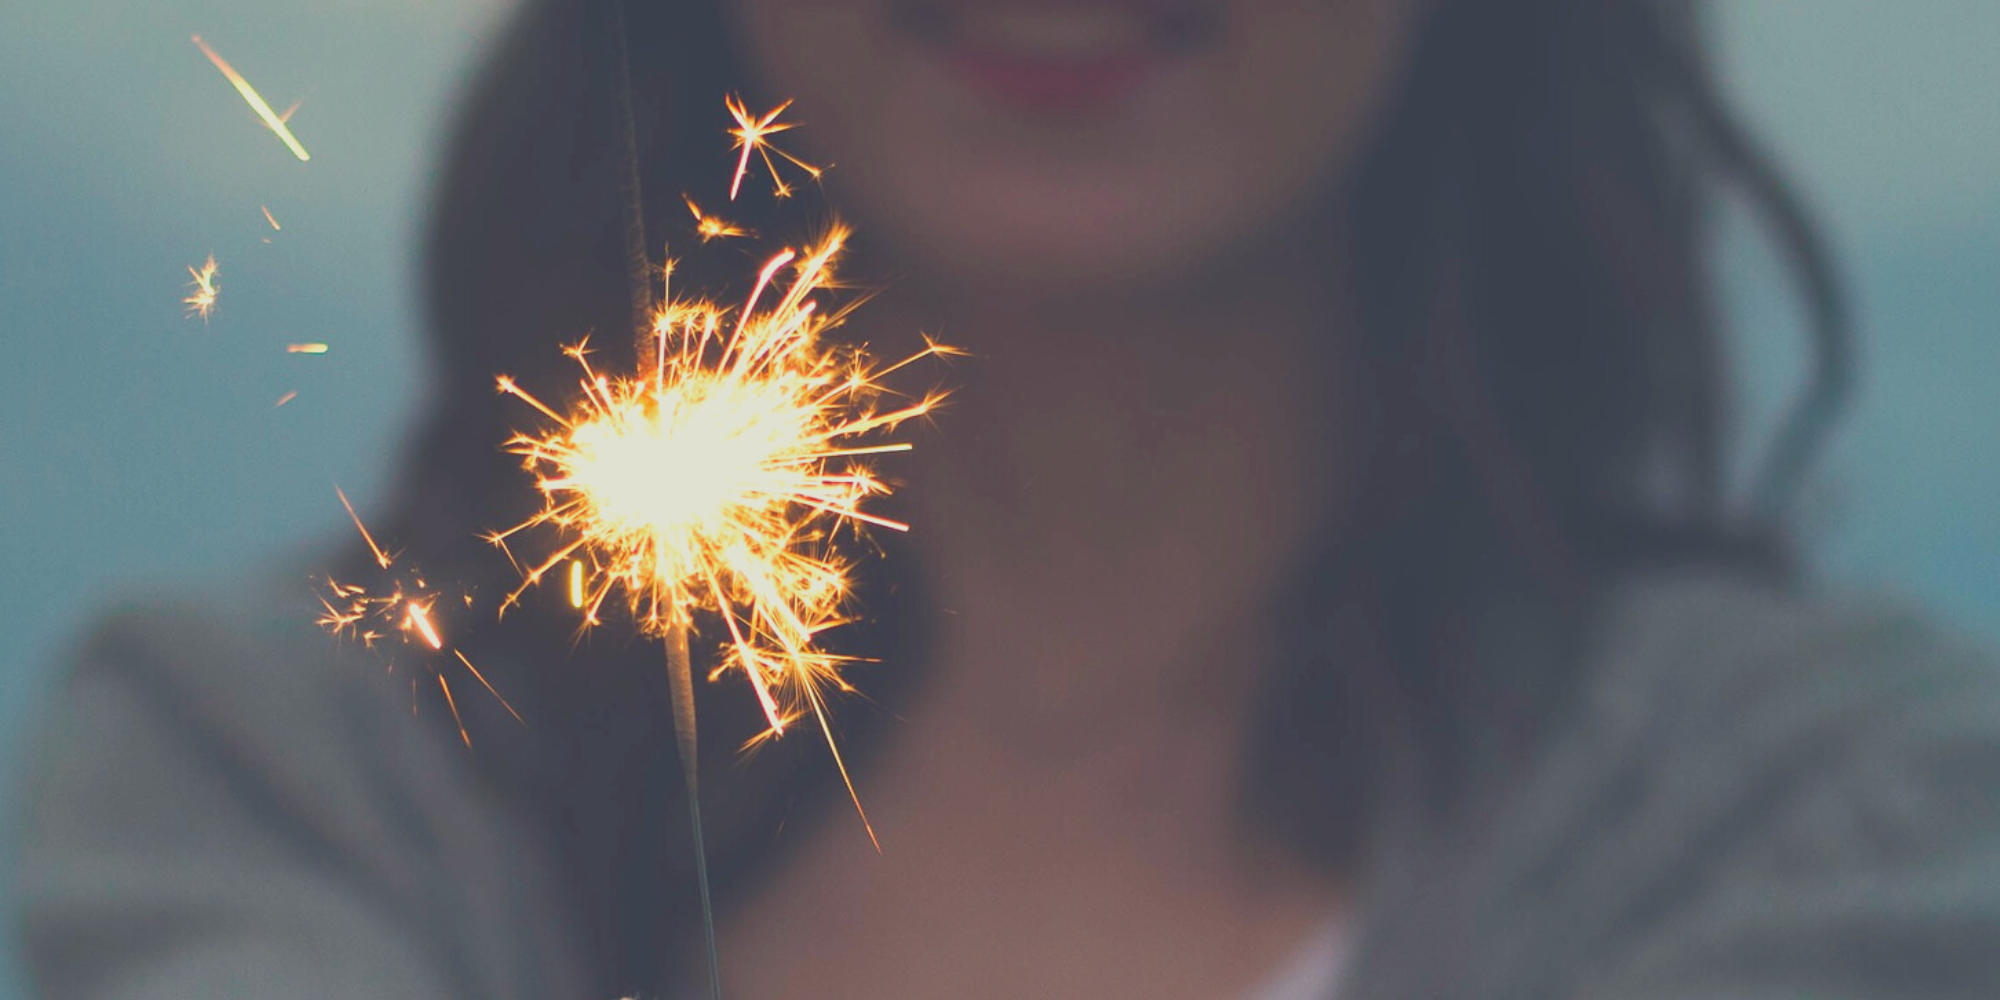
[870,235,1360,765]
[712,254,1358,1000]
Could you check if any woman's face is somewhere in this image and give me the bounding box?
[728,0,1425,299]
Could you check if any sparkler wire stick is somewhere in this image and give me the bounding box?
[605,3,724,997]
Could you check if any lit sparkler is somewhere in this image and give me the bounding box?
[192,35,311,162]
[318,486,523,746]
[521,15,922,987]
[493,225,950,836]
[184,254,219,320]
[726,95,822,201]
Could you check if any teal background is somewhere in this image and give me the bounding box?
[1,3,1995,996]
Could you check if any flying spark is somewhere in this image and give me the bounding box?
[184,255,219,320]
[494,224,951,834]
[319,486,523,745]
[192,34,311,162]
[261,205,282,230]
[287,342,329,354]
[274,390,298,408]
[685,194,751,242]
[726,95,822,201]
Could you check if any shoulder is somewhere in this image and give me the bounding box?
[48,588,404,744]
[1534,567,1997,828]
[24,587,467,821]
[12,585,584,1000]
[1467,568,2000,997]
[1589,566,1991,738]
[1563,567,2000,881]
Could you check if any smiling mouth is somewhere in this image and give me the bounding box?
[888,1,1223,112]
[889,1,1224,62]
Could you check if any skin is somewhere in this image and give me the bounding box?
[713,1,1425,997]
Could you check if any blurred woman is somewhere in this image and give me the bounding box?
[17,1,2000,999]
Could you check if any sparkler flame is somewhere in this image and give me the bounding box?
[192,35,311,162]
[493,224,951,834]
[726,95,822,201]
[184,254,219,320]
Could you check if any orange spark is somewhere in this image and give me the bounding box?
[261,205,282,230]
[725,95,821,201]
[436,675,470,747]
[568,559,586,609]
[319,487,524,741]
[685,194,751,242]
[287,342,329,354]
[192,34,311,162]
[406,600,444,649]
[183,254,219,320]
[274,390,298,408]
[336,484,390,568]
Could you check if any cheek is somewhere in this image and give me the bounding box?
[730,0,1420,295]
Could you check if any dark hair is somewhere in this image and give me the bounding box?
[391,0,1849,995]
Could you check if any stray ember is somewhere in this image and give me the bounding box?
[317,486,522,746]
[192,35,311,162]
[726,95,822,200]
[184,255,220,321]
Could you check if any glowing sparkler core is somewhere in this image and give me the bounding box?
[495,225,948,822]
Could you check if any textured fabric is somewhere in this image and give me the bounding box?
[1242,916,1353,1000]
[1336,568,2000,1000]
[10,594,585,1000]
[12,568,2000,1000]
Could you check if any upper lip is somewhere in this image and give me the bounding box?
[890,0,1222,53]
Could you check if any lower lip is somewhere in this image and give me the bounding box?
[945,47,1162,114]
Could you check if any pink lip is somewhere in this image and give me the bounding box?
[892,0,1217,115]
[946,47,1159,113]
